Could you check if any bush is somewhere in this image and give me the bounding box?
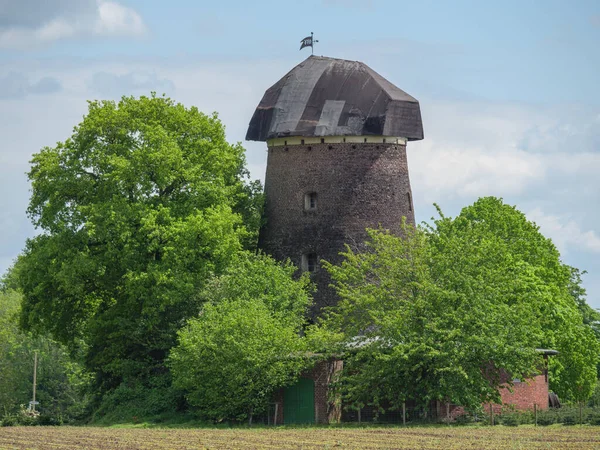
[536,411,556,426]
[91,375,182,424]
[561,413,577,425]
[500,413,520,426]
[1,407,40,427]
[454,412,478,425]
[1,414,17,427]
[37,414,63,426]
[588,414,600,426]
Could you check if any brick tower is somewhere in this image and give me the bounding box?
[246,55,424,316]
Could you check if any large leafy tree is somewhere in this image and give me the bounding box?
[169,252,314,422]
[17,95,261,397]
[442,198,599,402]
[319,197,599,410]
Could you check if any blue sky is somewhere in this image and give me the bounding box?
[1,0,599,308]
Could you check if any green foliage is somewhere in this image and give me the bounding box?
[588,382,600,407]
[16,94,262,403]
[499,413,521,426]
[0,287,89,424]
[319,197,600,411]
[439,198,599,402]
[91,373,182,424]
[499,405,600,426]
[567,267,600,378]
[1,407,38,427]
[536,410,556,426]
[169,252,314,422]
[567,267,600,340]
[199,251,312,327]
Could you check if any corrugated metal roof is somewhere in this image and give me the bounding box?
[246,55,424,142]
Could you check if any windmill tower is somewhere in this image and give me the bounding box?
[246,55,424,316]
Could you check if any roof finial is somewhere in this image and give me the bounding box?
[300,32,318,55]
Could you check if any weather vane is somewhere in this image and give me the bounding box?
[300,32,318,55]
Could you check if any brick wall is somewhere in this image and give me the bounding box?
[498,373,549,410]
[259,141,415,316]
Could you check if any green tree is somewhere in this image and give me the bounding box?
[443,198,599,402]
[0,286,88,422]
[319,197,599,410]
[568,267,600,340]
[169,252,313,422]
[567,267,600,379]
[322,225,544,411]
[17,94,261,404]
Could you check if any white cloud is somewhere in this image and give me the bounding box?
[0,0,145,49]
[410,139,546,201]
[408,100,600,205]
[95,1,145,36]
[527,208,600,255]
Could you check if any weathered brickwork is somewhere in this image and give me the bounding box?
[259,141,415,315]
[484,362,550,414]
[498,374,549,410]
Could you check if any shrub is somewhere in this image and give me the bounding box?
[37,414,63,426]
[91,375,182,424]
[500,413,520,426]
[454,412,477,425]
[560,412,577,425]
[536,411,556,426]
[588,414,600,426]
[1,414,17,427]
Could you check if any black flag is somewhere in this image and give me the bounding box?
[299,35,313,50]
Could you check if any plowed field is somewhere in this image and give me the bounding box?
[1,425,599,449]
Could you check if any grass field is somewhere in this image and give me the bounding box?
[1,425,600,449]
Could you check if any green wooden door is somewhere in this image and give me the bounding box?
[283,378,315,424]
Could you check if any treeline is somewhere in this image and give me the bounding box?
[1,95,599,425]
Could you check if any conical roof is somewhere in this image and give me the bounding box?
[246,55,424,142]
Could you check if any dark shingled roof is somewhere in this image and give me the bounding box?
[246,55,424,142]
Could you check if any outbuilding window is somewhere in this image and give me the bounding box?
[304,192,317,210]
[302,253,318,272]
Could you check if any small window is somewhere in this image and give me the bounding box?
[307,146,312,151]
[328,145,333,150]
[301,139,305,145]
[320,138,325,144]
[343,137,346,143]
[383,138,386,143]
[302,253,318,272]
[304,192,317,210]
[284,140,287,145]
[407,192,412,212]
[364,137,368,143]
